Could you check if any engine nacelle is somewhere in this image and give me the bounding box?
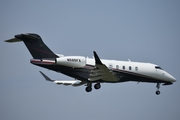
[55,56,86,68]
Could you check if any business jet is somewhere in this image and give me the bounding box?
[5,33,176,95]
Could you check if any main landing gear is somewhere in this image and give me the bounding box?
[85,86,92,92]
[94,83,101,89]
[156,83,161,95]
[85,83,101,92]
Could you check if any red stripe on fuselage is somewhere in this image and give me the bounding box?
[30,59,55,65]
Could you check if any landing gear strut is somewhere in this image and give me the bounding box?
[156,83,161,95]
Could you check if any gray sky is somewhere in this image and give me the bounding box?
[0,0,180,120]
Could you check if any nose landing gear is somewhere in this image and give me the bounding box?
[156,83,161,95]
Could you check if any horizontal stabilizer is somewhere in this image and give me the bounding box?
[54,80,82,86]
[39,71,85,86]
[39,71,54,82]
[5,38,22,43]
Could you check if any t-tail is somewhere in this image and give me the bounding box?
[5,33,59,59]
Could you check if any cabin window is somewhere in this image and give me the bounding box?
[122,66,125,70]
[116,65,119,69]
[129,66,132,70]
[135,67,138,71]
[109,64,113,69]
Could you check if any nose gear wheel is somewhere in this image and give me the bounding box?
[156,83,161,95]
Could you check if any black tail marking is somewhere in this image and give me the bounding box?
[15,33,58,59]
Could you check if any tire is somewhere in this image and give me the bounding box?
[85,86,92,92]
[156,91,160,95]
[94,83,101,90]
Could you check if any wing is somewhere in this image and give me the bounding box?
[88,51,119,82]
[39,71,85,86]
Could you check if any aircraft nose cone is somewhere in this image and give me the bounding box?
[170,75,176,82]
[172,77,176,82]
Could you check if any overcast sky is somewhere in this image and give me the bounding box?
[0,0,180,120]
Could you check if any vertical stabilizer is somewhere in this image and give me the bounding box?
[5,33,59,59]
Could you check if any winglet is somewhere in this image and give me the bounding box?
[39,71,54,82]
[93,51,103,65]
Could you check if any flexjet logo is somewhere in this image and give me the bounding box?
[67,58,81,62]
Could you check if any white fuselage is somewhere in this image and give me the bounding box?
[55,55,176,83]
[86,58,176,83]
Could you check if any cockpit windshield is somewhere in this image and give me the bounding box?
[155,66,163,70]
